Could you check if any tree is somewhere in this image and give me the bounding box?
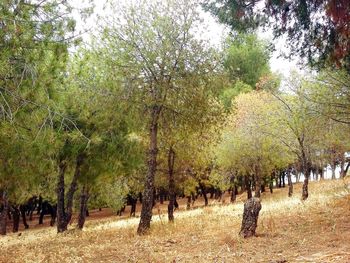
[219,33,272,110]
[204,0,350,70]
[216,91,294,199]
[271,74,328,200]
[224,34,271,87]
[0,0,83,235]
[53,47,144,231]
[101,0,221,234]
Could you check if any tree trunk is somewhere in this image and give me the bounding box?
[331,161,336,180]
[77,185,89,230]
[0,191,8,235]
[199,182,208,206]
[340,157,348,178]
[246,177,252,199]
[186,196,191,210]
[269,173,274,194]
[66,154,85,225]
[57,159,68,233]
[302,165,310,200]
[137,106,160,235]
[20,205,29,229]
[261,183,265,193]
[287,169,293,197]
[12,206,20,233]
[167,146,176,222]
[230,186,237,203]
[295,171,300,183]
[240,197,262,238]
[320,167,325,180]
[254,165,261,198]
[342,162,350,178]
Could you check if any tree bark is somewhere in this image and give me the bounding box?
[269,173,274,194]
[342,162,350,178]
[0,191,8,235]
[245,176,252,199]
[66,154,85,225]
[281,172,286,187]
[20,205,29,229]
[240,197,262,238]
[57,159,68,233]
[12,206,20,233]
[230,186,237,203]
[254,165,261,198]
[167,146,176,222]
[77,185,89,230]
[331,161,336,180]
[340,158,345,178]
[302,164,310,200]
[199,182,208,206]
[320,167,325,180]
[186,196,191,210]
[287,169,293,197]
[137,106,160,235]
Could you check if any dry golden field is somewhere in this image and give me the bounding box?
[1,178,350,263]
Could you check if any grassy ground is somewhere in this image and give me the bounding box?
[1,178,350,263]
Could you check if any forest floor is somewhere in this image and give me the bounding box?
[1,178,350,263]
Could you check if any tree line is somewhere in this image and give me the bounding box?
[0,0,349,236]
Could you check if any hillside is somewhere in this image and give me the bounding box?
[1,178,350,263]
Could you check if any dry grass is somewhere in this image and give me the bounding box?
[1,178,350,263]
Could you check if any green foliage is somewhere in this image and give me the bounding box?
[204,0,350,71]
[224,34,271,87]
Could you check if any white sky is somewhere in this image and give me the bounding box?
[72,0,300,78]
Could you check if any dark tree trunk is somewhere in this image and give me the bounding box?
[66,154,84,225]
[281,172,286,187]
[57,159,68,233]
[342,162,350,178]
[320,167,325,180]
[340,158,345,178]
[246,177,252,199]
[254,165,261,198]
[240,197,262,238]
[230,186,237,203]
[0,191,8,235]
[269,173,274,194]
[261,183,265,193]
[167,146,176,222]
[302,165,310,200]
[77,185,89,230]
[159,192,164,204]
[287,169,293,197]
[278,173,282,188]
[186,196,191,210]
[12,206,20,233]
[130,200,136,217]
[199,182,208,206]
[137,106,160,235]
[302,177,309,200]
[20,205,29,229]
